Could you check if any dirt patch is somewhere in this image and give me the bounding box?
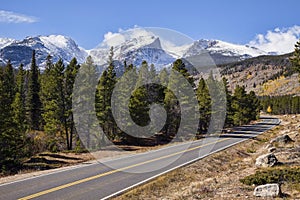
[0,144,171,185]
[114,115,300,200]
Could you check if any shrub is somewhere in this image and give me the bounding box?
[240,167,300,186]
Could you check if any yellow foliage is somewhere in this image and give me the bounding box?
[247,73,252,79]
[267,106,272,113]
[260,77,291,96]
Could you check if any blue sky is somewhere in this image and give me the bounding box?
[1,0,300,50]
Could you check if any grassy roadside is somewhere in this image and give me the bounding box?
[113,115,300,200]
[0,143,176,184]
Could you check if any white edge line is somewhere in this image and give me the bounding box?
[0,118,280,188]
[0,140,202,187]
[101,119,280,200]
[0,163,94,187]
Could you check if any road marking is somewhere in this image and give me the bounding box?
[102,120,280,199]
[18,138,230,200]
[18,118,280,200]
[102,135,259,199]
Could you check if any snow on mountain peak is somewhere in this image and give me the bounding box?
[183,39,267,58]
[89,27,273,70]
[0,38,16,49]
[91,28,166,65]
[40,35,75,49]
[210,40,267,57]
[98,28,158,50]
[0,27,279,71]
[0,34,87,69]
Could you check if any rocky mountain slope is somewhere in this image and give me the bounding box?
[0,35,87,69]
[219,53,300,96]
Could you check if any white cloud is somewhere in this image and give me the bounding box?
[103,31,126,47]
[0,10,38,23]
[249,25,300,54]
[101,27,154,48]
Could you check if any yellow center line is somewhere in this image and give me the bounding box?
[18,137,230,200]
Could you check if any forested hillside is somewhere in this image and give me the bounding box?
[0,47,260,175]
[220,53,298,95]
[220,40,300,116]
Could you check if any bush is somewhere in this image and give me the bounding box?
[240,167,300,186]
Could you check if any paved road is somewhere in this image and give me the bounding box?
[0,117,280,200]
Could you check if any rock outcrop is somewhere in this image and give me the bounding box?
[254,183,281,197]
[255,153,278,167]
[270,134,294,144]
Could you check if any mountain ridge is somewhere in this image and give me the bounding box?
[0,28,288,70]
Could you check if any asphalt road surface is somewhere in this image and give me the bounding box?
[0,117,280,200]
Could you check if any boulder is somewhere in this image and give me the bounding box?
[270,134,294,144]
[268,147,276,153]
[255,153,278,167]
[254,183,281,197]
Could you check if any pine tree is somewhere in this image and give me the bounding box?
[290,40,300,81]
[111,64,138,142]
[130,61,151,130]
[164,59,196,140]
[0,61,16,129]
[27,50,41,130]
[149,63,156,82]
[95,46,117,141]
[196,77,211,134]
[106,61,117,137]
[96,70,108,132]
[12,64,26,131]
[231,85,248,126]
[0,62,24,172]
[41,57,59,135]
[231,85,259,126]
[3,60,15,105]
[73,56,98,149]
[222,77,233,127]
[95,63,117,140]
[135,61,151,89]
[158,68,169,86]
[39,57,65,151]
[64,58,80,150]
[130,85,149,129]
[171,59,195,87]
[247,91,260,120]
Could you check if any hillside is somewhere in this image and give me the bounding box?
[219,53,300,96]
[115,115,300,199]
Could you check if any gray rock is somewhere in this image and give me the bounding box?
[255,153,278,167]
[268,147,276,153]
[254,183,281,197]
[270,134,294,144]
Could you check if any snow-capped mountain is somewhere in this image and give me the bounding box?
[0,38,15,49]
[184,39,267,58]
[0,28,274,71]
[0,35,87,69]
[89,28,269,71]
[90,28,175,70]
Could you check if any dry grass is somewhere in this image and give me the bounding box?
[0,142,182,185]
[114,115,300,200]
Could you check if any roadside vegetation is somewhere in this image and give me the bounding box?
[114,114,300,199]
